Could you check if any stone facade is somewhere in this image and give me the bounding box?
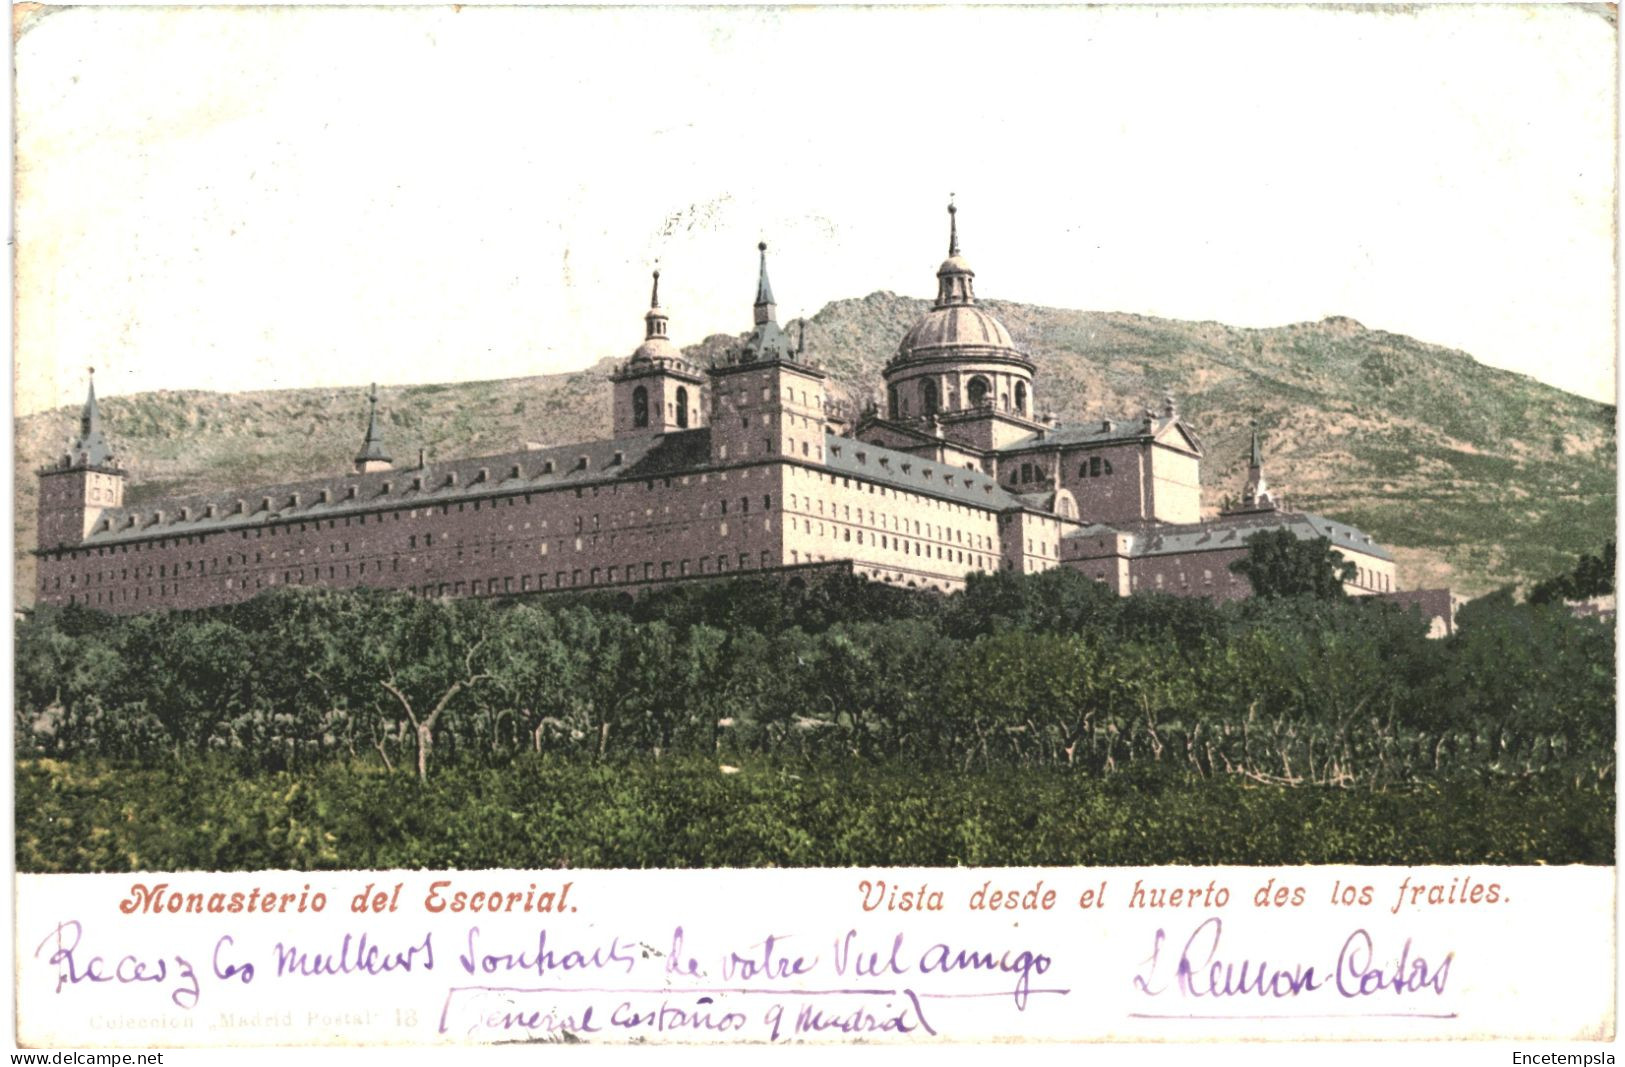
[34,203,1420,617]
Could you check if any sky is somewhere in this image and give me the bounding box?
[12,4,1618,416]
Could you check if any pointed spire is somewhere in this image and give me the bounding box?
[80,366,101,440]
[740,242,793,362]
[947,194,959,257]
[754,241,776,325]
[66,367,115,468]
[1234,421,1277,512]
[355,383,392,471]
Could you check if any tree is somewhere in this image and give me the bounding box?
[1528,541,1615,604]
[360,596,497,782]
[1229,530,1356,599]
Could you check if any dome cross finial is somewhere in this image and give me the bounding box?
[650,268,661,309]
[947,194,960,257]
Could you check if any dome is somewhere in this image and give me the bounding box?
[897,303,1018,360]
[630,335,681,363]
[892,200,1027,365]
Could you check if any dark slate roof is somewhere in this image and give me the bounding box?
[71,428,717,549]
[1000,413,1174,451]
[1097,509,1393,562]
[822,432,1025,511]
[1059,522,1123,542]
[66,423,1040,551]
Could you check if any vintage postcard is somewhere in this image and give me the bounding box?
[10,3,1617,1056]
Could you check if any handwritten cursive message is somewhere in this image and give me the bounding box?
[15,867,1611,1046]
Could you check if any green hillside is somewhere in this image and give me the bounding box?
[14,295,1615,602]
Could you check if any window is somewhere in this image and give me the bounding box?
[632,385,649,428]
[921,379,939,415]
[1015,382,1028,415]
[676,387,690,429]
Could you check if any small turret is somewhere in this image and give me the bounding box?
[1225,423,1281,513]
[935,197,976,307]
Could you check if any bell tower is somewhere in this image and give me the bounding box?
[38,371,126,549]
[611,269,706,438]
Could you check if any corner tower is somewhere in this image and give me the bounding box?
[883,200,1039,450]
[37,372,126,549]
[707,243,827,462]
[611,270,706,438]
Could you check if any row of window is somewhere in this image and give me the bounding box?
[1009,456,1115,486]
[59,453,1012,568]
[889,377,1030,419]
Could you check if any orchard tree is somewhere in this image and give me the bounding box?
[1230,530,1356,600]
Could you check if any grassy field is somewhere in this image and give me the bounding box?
[16,757,1612,872]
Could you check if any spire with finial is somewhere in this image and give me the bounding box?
[754,241,776,326]
[1238,421,1277,510]
[934,197,975,307]
[644,268,669,341]
[354,383,392,472]
[66,367,115,468]
[81,366,101,439]
[739,241,794,362]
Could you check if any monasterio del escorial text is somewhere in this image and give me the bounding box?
[33,203,1457,630]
